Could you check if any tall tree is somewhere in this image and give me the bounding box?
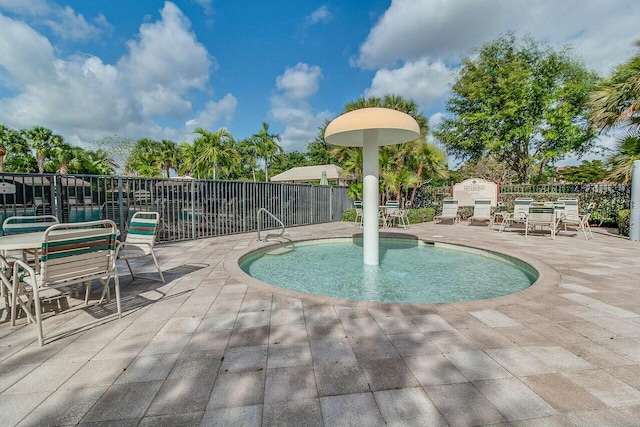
[589,41,640,183]
[22,126,62,173]
[193,127,235,180]
[158,139,179,178]
[252,122,283,182]
[237,138,260,181]
[0,124,26,172]
[125,138,163,177]
[2,127,35,172]
[435,34,598,183]
[334,95,443,204]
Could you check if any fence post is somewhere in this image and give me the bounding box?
[117,177,125,232]
[630,160,640,241]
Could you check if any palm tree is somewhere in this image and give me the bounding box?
[177,142,198,177]
[252,122,283,182]
[337,95,440,204]
[607,134,640,183]
[22,126,60,173]
[589,41,640,182]
[0,124,20,172]
[158,140,179,178]
[237,138,260,181]
[193,127,235,180]
[125,138,163,177]
[47,142,80,174]
[86,149,117,175]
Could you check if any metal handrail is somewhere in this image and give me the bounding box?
[257,208,285,242]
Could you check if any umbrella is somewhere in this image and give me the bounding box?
[320,170,328,186]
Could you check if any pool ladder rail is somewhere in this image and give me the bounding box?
[257,208,285,242]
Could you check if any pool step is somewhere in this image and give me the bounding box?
[265,246,294,255]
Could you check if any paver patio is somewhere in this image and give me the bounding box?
[0,221,638,426]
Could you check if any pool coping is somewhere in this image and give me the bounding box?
[223,229,561,311]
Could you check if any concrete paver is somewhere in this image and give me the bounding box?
[0,221,638,426]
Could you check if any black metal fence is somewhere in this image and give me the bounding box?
[0,173,350,242]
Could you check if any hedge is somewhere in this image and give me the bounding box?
[342,207,435,224]
[618,209,630,237]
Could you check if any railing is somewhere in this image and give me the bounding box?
[256,208,285,242]
[0,172,351,242]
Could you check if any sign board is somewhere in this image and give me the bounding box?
[0,182,16,195]
[453,178,497,207]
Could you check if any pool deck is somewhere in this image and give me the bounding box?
[0,221,638,426]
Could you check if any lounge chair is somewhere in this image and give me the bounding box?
[434,198,460,224]
[468,199,493,226]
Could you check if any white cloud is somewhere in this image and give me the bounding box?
[276,63,322,100]
[186,94,238,130]
[0,0,110,40]
[194,0,213,15]
[0,3,232,146]
[43,6,110,40]
[0,0,50,15]
[364,58,454,110]
[270,63,331,151]
[355,0,638,74]
[306,5,331,25]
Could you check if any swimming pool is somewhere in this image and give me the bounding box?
[239,237,538,303]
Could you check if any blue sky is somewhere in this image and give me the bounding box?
[0,0,638,164]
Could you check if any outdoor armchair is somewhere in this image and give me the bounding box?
[118,211,165,284]
[353,201,363,226]
[558,201,594,240]
[10,220,121,346]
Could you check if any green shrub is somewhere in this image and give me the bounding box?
[342,208,357,222]
[343,207,435,224]
[407,207,435,224]
[618,209,630,237]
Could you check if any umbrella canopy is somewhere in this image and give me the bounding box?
[271,164,344,183]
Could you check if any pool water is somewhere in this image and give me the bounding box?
[239,238,537,303]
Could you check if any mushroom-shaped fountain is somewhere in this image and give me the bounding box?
[325,107,420,266]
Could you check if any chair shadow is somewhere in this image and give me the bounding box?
[2,262,209,344]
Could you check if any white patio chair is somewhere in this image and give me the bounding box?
[11,220,121,346]
[117,211,165,284]
[434,198,460,224]
[558,201,594,240]
[468,199,493,226]
[384,201,409,229]
[524,203,559,239]
[491,201,508,229]
[499,198,534,232]
[353,201,363,226]
[2,215,60,266]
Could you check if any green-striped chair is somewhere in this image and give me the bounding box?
[118,211,165,284]
[2,215,60,266]
[2,215,59,235]
[11,220,121,346]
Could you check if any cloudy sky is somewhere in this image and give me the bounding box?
[0,0,637,162]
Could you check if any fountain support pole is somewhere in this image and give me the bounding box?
[362,130,379,265]
[324,108,420,267]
